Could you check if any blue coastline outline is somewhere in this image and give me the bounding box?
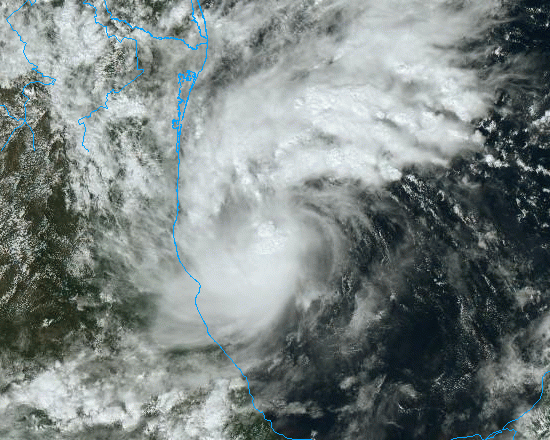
[2,0,56,151]
[83,1,309,438]
[7,2,547,440]
[451,370,550,440]
[3,0,307,438]
[77,0,207,151]
[169,2,311,440]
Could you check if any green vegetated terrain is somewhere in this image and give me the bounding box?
[225,387,281,440]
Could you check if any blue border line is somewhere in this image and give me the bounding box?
[4,2,549,439]
[77,0,206,151]
[452,370,550,440]
[2,0,56,151]
[84,0,308,437]
[170,2,309,439]
[4,3,548,440]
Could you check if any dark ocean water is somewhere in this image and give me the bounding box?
[0,0,550,439]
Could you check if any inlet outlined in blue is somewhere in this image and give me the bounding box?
[77,0,207,151]
[1,0,306,437]
[452,370,550,440]
[1,0,56,151]
[4,2,547,440]
[169,2,310,439]
[84,1,309,437]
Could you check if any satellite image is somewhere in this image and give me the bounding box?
[0,0,550,439]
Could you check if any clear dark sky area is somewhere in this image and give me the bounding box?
[0,1,550,439]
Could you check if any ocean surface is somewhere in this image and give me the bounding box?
[1,0,550,439]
